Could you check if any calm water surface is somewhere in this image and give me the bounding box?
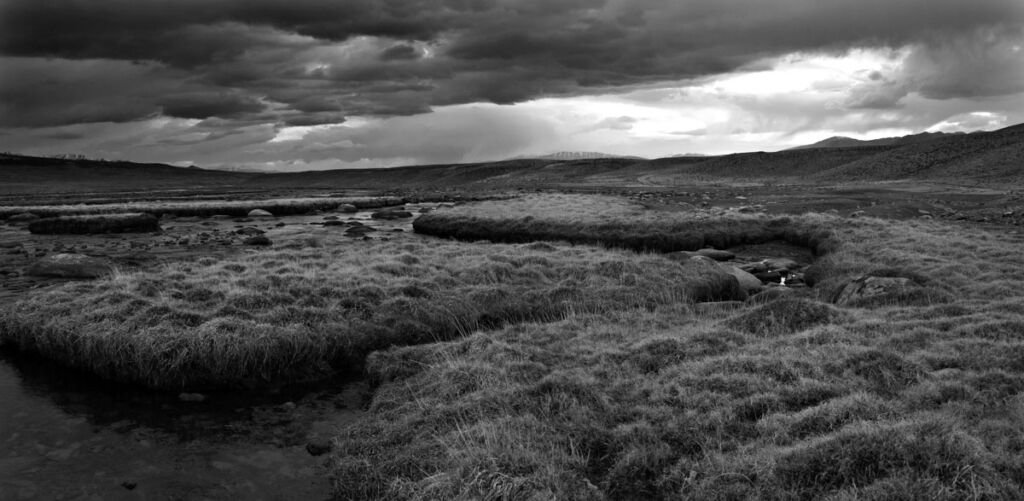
[0,349,365,500]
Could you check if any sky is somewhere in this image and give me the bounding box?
[1,0,1023,171]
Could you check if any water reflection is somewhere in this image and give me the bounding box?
[0,347,365,500]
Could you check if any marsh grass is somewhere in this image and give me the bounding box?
[0,237,741,389]
[0,196,404,219]
[325,194,1024,500]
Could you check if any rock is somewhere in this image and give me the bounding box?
[27,253,113,279]
[305,440,333,456]
[850,210,866,218]
[371,209,414,220]
[178,392,206,402]
[243,235,272,246]
[763,258,799,271]
[323,220,345,226]
[345,226,375,236]
[211,214,233,220]
[337,204,358,213]
[722,265,763,293]
[323,216,340,221]
[247,209,273,218]
[695,248,735,261]
[833,275,914,306]
[418,207,433,214]
[739,262,769,274]
[236,227,265,236]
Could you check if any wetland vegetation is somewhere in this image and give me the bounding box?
[3,191,1024,499]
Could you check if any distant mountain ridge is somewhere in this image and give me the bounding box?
[510,151,646,161]
[788,131,965,150]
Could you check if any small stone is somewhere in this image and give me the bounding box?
[305,440,332,456]
[121,482,137,491]
[178,392,206,402]
[371,209,414,220]
[247,209,273,218]
[236,227,265,236]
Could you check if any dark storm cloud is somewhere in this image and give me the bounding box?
[379,45,422,61]
[159,92,265,119]
[1,0,1022,129]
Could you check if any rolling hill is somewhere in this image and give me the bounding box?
[2,122,1022,196]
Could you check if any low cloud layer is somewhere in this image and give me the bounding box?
[1,0,1022,167]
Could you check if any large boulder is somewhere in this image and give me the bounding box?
[722,265,763,293]
[27,253,113,279]
[247,209,273,218]
[337,204,358,213]
[833,275,914,306]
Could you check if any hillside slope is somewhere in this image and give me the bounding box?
[813,125,1024,182]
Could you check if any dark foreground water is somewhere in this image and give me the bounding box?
[0,349,365,500]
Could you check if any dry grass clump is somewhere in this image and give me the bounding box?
[323,194,1024,500]
[0,238,739,390]
[27,212,160,234]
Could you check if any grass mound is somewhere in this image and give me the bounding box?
[0,239,739,390]
[725,297,842,336]
[413,194,836,255]
[27,212,160,234]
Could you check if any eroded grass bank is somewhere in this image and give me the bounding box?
[414,194,836,254]
[0,237,741,390]
[328,195,1024,500]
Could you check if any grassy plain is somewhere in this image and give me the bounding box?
[329,194,1024,500]
[3,192,1024,499]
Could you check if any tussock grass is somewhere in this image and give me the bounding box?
[325,194,1024,500]
[27,212,160,234]
[0,238,740,390]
